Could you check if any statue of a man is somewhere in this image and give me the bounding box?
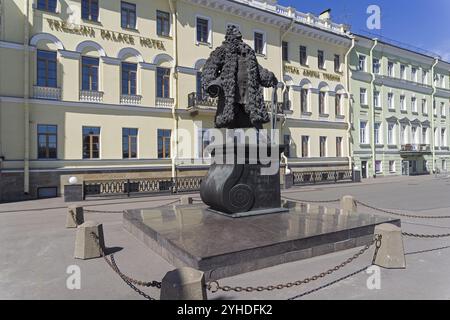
[202,25,278,129]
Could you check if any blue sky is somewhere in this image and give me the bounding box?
[278,0,450,61]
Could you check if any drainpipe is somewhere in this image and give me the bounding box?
[23,0,30,195]
[369,38,378,178]
[169,0,178,182]
[431,58,439,173]
[344,36,355,170]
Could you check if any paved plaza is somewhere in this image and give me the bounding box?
[1,175,450,300]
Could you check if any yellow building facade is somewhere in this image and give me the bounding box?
[0,0,353,201]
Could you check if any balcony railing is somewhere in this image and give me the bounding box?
[79,90,104,103]
[33,86,61,100]
[155,97,175,108]
[120,94,142,105]
[188,92,217,109]
[400,144,431,154]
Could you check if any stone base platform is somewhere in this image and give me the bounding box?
[123,201,400,280]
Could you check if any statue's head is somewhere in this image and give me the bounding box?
[225,25,242,42]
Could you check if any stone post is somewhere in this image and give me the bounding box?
[160,267,207,300]
[66,205,84,228]
[373,223,406,269]
[74,221,105,260]
[341,195,357,213]
[180,196,194,205]
[64,184,84,202]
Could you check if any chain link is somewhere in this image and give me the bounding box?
[356,200,450,219]
[402,232,450,238]
[207,234,382,294]
[282,196,341,204]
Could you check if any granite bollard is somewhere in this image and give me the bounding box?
[160,267,207,300]
[180,196,194,205]
[373,223,406,269]
[66,205,84,228]
[341,195,357,213]
[74,221,105,260]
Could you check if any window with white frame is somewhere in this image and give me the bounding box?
[400,125,407,144]
[400,95,406,111]
[358,55,366,71]
[375,160,382,174]
[319,136,327,157]
[373,58,380,74]
[197,129,212,159]
[422,127,428,144]
[412,126,418,144]
[411,67,417,82]
[400,64,406,79]
[423,70,428,84]
[411,97,417,113]
[388,123,395,145]
[388,61,394,77]
[435,128,439,147]
[388,92,394,110]
[374,91,380,108]
[433,100,437,116]
[441,128,447,147]
[374,123,382,144]
[196,16,211,45]
[254,31,266,55]
[422,99,428,115]
[319,91,327,114]
[360,121,368,144]
[335,93,342,116]
[441,102,446,117]
[300,88,309,113]
[360,88,367,105]
[389,160,396,173]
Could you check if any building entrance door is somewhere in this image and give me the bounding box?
[402,161,409,176]
[361,161,368,179]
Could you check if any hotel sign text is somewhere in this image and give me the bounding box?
[47,19,165,51]
[284,65,341,82]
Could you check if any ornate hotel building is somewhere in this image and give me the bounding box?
[350,35,450,178]
[0,0,354,202]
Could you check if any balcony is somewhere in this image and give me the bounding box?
[400,144,431,156]
[120,94,142,105]
[33,86,61,100]
[188,92,217,109]
[79,90,104,103]
[155,97,175,108]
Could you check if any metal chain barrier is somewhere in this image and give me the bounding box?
[91,232,161,300]
[355,200,450,219]
[207,234,382,294]
[282,196,341,204]
[84,209,125,214]
[402,232,450,238]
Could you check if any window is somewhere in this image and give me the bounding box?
[319,92,326,115]
[197,17,209,44]
[433,100,437,116]
[360,121,368,144]
[122,128,138,159]
[299,46,307,66]
[82,0,99,21]
[374,91,380,109]
[423,160,428,172]
[157,10,170,37]
[300,88,308,113]
[121,2,136,29]
[121,62,137,95]
[37,50,57,88]
[37,125,57,159]
[374,123,381,144]
[282,41,289,61]
[336,137,342,157]
[423,70,428,84]
[441,102,446,117]
[388,123,395,145]
[411,67,417,82]
[37,0,57,12]
[400,65,406,79]
[196,72,204,98]
[335,93,342,116]
[198,129,212,159]
[156,67,170,98]
[412,126,418,144]
[400,95,406,111]
[334,54,340,72]
[388,92,394,110]
[81,56,99,91]
[319,136,327,157]
[284,135,290,158]
[442,128,447,147]
[375,161,382,174]
[388,61,394,77]
[360,88,367,105]
[400,125,407,144]
[411,97,417,113]
[82,126,100,159]
[158,129,171,159]
[254,32,264,55]
[422,127,428,144]
[358,55,366,71]
[422,99,428,114]
[301,136,309,158]
[389,161,396,173]
[318,50,325,69]
[373,58,380,74]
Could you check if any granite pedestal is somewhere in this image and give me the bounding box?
[123,201,400,280]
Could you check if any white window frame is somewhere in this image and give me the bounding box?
[400,95,406,111]
[388,92,394,110]
[375,160,383,174]
[374,122,382,145]
[441,102,446,117]
[360,88,367,105]
[358,55,366,72]
[389,160,396,173]
[373,58,380,74]
[360,121,368,144]
[253,29,267,56]
[441,128,447,147]
[374,91,380,108]
[400,64,406,80]
[195,15,213,47]
[388,123,395,145]
[411,97,417,113]
[387,61,394,77]
[411,67,417,82]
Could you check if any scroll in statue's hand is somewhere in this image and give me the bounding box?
[206,79,223,98]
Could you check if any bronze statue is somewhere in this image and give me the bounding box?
[202,25,278,129]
